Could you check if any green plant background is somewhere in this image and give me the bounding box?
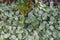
[0,1,60,40]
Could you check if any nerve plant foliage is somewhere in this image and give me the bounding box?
[0,0,60,40]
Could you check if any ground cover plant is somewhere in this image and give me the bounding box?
[0,0,60,40]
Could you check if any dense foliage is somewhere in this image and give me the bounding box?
[0,1,60,40]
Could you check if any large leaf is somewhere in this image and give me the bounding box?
[18,0,32,17]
